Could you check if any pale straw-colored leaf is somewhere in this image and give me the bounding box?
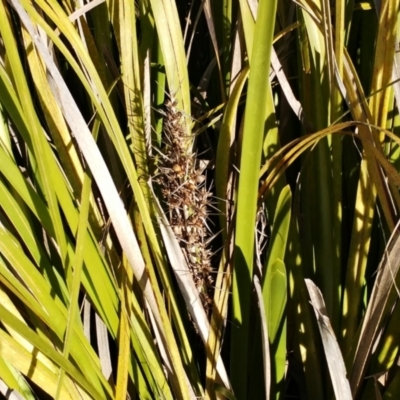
[95,313,112,380]
[270,47,303,121]
[350,220,400,396]
[0,379,25,400]
[305,279,352,400]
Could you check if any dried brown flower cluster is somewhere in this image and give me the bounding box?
[155,96,214,314]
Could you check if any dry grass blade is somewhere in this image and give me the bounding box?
[0,380,24,400]
[270,47,303,122]
[392,41,400,118]
[350,221,400,397]
[95,314,112,380]
[305,279,352,400]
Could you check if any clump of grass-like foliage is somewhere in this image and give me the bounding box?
[0,1,400,399]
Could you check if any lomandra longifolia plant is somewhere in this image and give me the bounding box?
[1,0,400,399]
